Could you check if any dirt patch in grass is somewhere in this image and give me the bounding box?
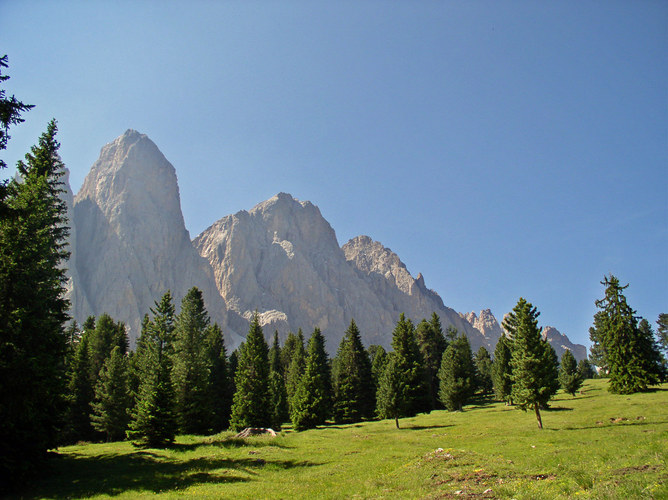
[613,464,662,475]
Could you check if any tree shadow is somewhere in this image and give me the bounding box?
[404,424,454,431]
[543,406,574,412]
[170,436,292,451]
[25,449,321,498]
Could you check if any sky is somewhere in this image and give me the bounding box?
[1,1,666,349]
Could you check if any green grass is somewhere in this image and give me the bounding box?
[23,379,668,499]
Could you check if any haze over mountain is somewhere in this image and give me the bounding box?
[63,130,586,357]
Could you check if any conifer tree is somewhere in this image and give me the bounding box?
[376,354,404,428]
[474,346,494,395]
[172,287,212,434]
[657,314,668,354]
[594,276,662,393]
[280,331,300,376]
[391,313,429,415]
[229,313,271,431]
[91,346,131,441]
[438,334,476,411]
[416,313,448,410]
[286,329,306,413]
[332,319,375,423]
[507,298,559,429]
[588,311,608,372]
[369,344,388,390]
[127,292,178,448]
[204,323,232,432]
[492,335,513,404]
[576,359,595,380]
[558,350,583,397]
[0,120,70,481]
[63,334,95,443]
[89,313,128,382]
[291,328,332,430]
[268,331,289,430]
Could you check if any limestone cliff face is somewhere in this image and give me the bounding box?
[542,326,587,361]
[342,236,488,351]
[459,309,504,347]
[194,193,391,351]
[71,130,239,346]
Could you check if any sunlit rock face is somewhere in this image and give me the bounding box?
[195,201,487,353]
[71,130,239,347]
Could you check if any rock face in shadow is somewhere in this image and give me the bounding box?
[70,130,240,346]
[194,195,487,353]
[542,326,587,361]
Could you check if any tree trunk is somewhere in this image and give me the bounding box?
[395,415,399,429]
[534,404,543,429]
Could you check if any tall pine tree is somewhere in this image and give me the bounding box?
[558,350,583,397]
[290,328,332,430]
[127,292,178,448]
[391,313,429,415]
[204,323,232,433]
[438,334,476,411]
[286,329,306,414]
[268,331,289,430]
[507,298,559,429]
[91,346,131,442]
[172,287,212,434]
[416,313,448,410]
[594,276,662,393]
[332,319,375,423]
[492,335,513,404]
[376,354,404,428]
[474,346,494,395]
[0,120,69,482]
[229,313,271,431]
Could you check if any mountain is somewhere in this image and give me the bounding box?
[65,130,585,357]
[69,130,241,346]
[193,195,488,353]
[459,309,504,348]
[542,326,587,361]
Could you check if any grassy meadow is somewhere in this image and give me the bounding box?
[23,379,667,499]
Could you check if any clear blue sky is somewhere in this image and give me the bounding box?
[2,1,666,348]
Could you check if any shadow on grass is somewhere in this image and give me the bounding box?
[544,406,574,412]
[171,436,292,452]
[560,419,668,431]
[27,449,321,499]
[404,424,454,431]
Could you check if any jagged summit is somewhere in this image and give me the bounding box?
[69,129,235,346]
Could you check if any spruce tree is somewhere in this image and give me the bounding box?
[657,314,668,354]
[558,350,583,397]
[290,328,332,430]
[286,329,306,413]
[172,287,212,434]
[127,292,178,448]
[376,354,404,428]
[0,120,70,482]
[89,313,128,382]
[229,313,271,431]
[438,334,476,411]
[91,346,131,441]
[268,331,289,430]
[204,323,232,432]
[492,335,513,404]
[391,313,429,415]
[474,346,494,395]
[332,319,375,423]
[508,298,559,429]
[576,359,596,380]
[369,344,388,390]
[594,276,662,393]
[280,331,300,376]
[416,313,448,410]
[588,311,608,372]
[63,334,95,443]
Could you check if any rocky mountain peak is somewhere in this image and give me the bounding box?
[460,309,504,345]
